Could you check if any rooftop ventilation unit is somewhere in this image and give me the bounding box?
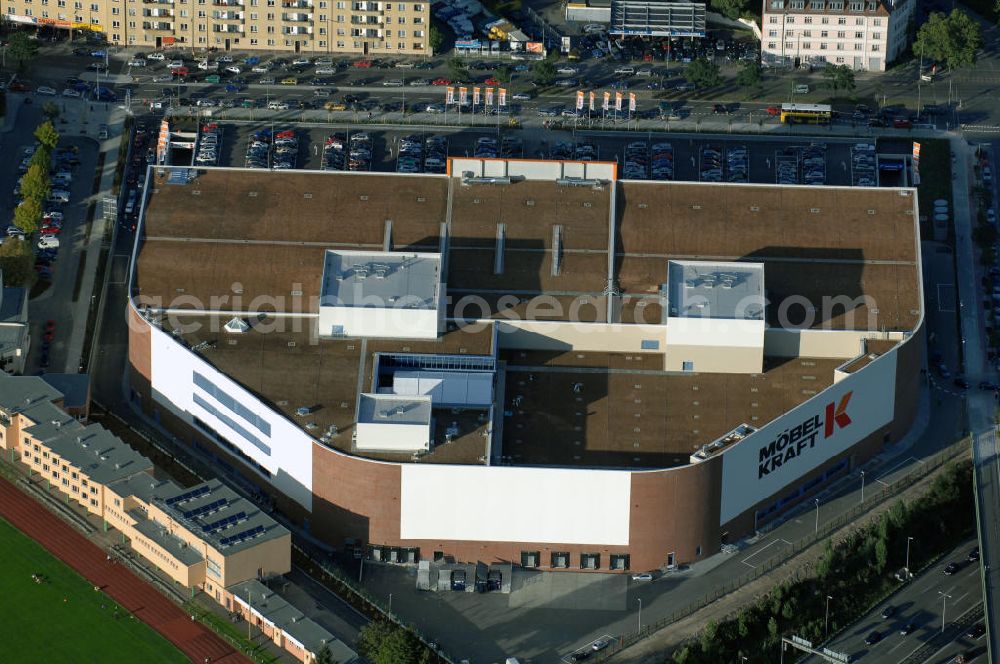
[224,317,249,334]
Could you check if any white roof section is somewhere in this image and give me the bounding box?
[320,250,440,310]
[391,371,494,407]
[358,393,433,425]
[667,260,765,321]
[356,394,433,453]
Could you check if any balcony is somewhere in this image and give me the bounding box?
[212,0,242,6]
[350,16,381,25]
[142,0,174,4]
[213,24,241,33]
[142,21,174,32]
[282,0,311,7]
[142,8,174,17]
[283,26,313,35]
[212,10,242,19]
[281,12,311,21]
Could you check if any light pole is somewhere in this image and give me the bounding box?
[388,592,392,615]
[905,536,914,575]
[814,498,820,534]
[825,595,833,637]
[637,597,642,633]
[860,469,865,504]
[938,591,952,633]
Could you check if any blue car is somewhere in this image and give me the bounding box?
[225,83,244,93]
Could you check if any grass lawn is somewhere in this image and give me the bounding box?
[0,518,189,664]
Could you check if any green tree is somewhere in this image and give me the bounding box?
[875,537,889,573]
[767,616,779,638]
[735,60,762,92]
[13,198,42,234]
[531,59,556,86]
[34,120,60,150]
[357,621,423,664]
[822,63,856,92]
[314,644,338,664]
[914,9,982,70]
[710,0,749,20]
[20,163,50,203]
[685,58,722,89]
[0,236,35,286]
[447,57,469,83]
[428,24,444,54]
[495,64,513,84]
[41,102,60,121]
[6,32,39,70]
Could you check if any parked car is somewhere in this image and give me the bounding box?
[900,623,916,636]
[880,605,895,619]
[944,561,960,575]
[969,547,980,562]
[864,631,882,646]
[37,236,60,250]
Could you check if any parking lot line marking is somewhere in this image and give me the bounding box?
[741,539,786,568]
[876,456,919,486]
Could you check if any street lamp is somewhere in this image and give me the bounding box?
[637,597,642,633]
[938,591,952,633]
[388,592,392,615]
[814,498,820,534]
[860,470,865,504]
[905,536,915,575]
[825,595,833,637]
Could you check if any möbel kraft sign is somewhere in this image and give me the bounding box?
[757,392,852,479]
[719,350,896,525]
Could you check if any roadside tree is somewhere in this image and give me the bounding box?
[20,163,50,203]
[710,0,748,20]
[13,197,42,234]
[0,237,35,286]
[34,120,60,150]
[822,63,856,92]
[686,58,722,89]
[429,25,444,54]
[735,60,762,93]
[531,59,557,86]
[6,33,38,70]
[914,9,982,70]
[447,57,469,83]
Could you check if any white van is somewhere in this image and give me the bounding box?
[794,84,810,94]
[614,66,635,76]
[47,190,70,204]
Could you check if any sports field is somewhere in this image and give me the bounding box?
[0,517,188,664]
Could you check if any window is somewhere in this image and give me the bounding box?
[836,56,845,63]
[820,30,827,37]
[768,29,777,37]
[855,43,862,50]
[767,41,777,49]
[872,32,880,40]
[855,17,864,24]
[820,42,827,49]
[581,553,601,569]
[854,31,863,38]
[837,31,845,37]
[550,552,569,569]
[610,554,630,570]
[804,16,812,23]
[821,16,828,23]
[871,44,879,51]
[837,16,846,23]
[803,30,811,37]
[521,551,539,568]
[769,15,778,23]
[873,18,881,25]
[802,42,810,49]
[682,361,694,372]
[786,15,795,22]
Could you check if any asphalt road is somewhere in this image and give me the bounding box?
[802,540,983,664]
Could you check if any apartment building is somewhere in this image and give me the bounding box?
[0,374,354,663]
[760,0,915,71]
[1,0,431,56]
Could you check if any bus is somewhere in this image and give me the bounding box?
[780,103,833,125]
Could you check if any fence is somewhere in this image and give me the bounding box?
[593,436,972,662]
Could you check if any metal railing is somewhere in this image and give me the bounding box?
[593,437,972,661]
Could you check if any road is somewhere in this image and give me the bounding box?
[802,541,983,664]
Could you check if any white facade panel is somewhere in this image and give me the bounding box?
[718,347,897,524]
[667,317,765,349]
[400,465,632,544]
[318,306,439,339]
[147,324,314,510]
[356,422,430,452]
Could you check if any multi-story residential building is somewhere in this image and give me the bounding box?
[1,0,431,56]
[0,374,355,664]
[760,0,915,72]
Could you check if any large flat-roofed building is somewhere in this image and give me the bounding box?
[127,163,923,573]
[0,0,431,56]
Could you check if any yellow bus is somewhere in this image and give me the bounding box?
[780,103,832,125]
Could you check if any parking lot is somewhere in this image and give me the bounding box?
[0,122,100,374]
[168,121,862,186]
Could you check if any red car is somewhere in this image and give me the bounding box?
[484,76,500,86]
[893,117,912,129]
[765,105,781,116]
[353,59,373,68]
[41,226,61,235]
[431,78,451,86]
[8,82,29,92]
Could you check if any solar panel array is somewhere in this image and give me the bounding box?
[164,484,211,506]
[220,525,266,548]
[182,497,227,520]
[202,511,247,534]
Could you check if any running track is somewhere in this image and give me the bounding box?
[0,476,251,664]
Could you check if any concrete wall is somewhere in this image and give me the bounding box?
[496,320,667,355]
[450,158,617,182]
[764,328,901,359]
[663,343,763,374]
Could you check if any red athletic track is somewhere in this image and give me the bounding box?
[0,476,251,664]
